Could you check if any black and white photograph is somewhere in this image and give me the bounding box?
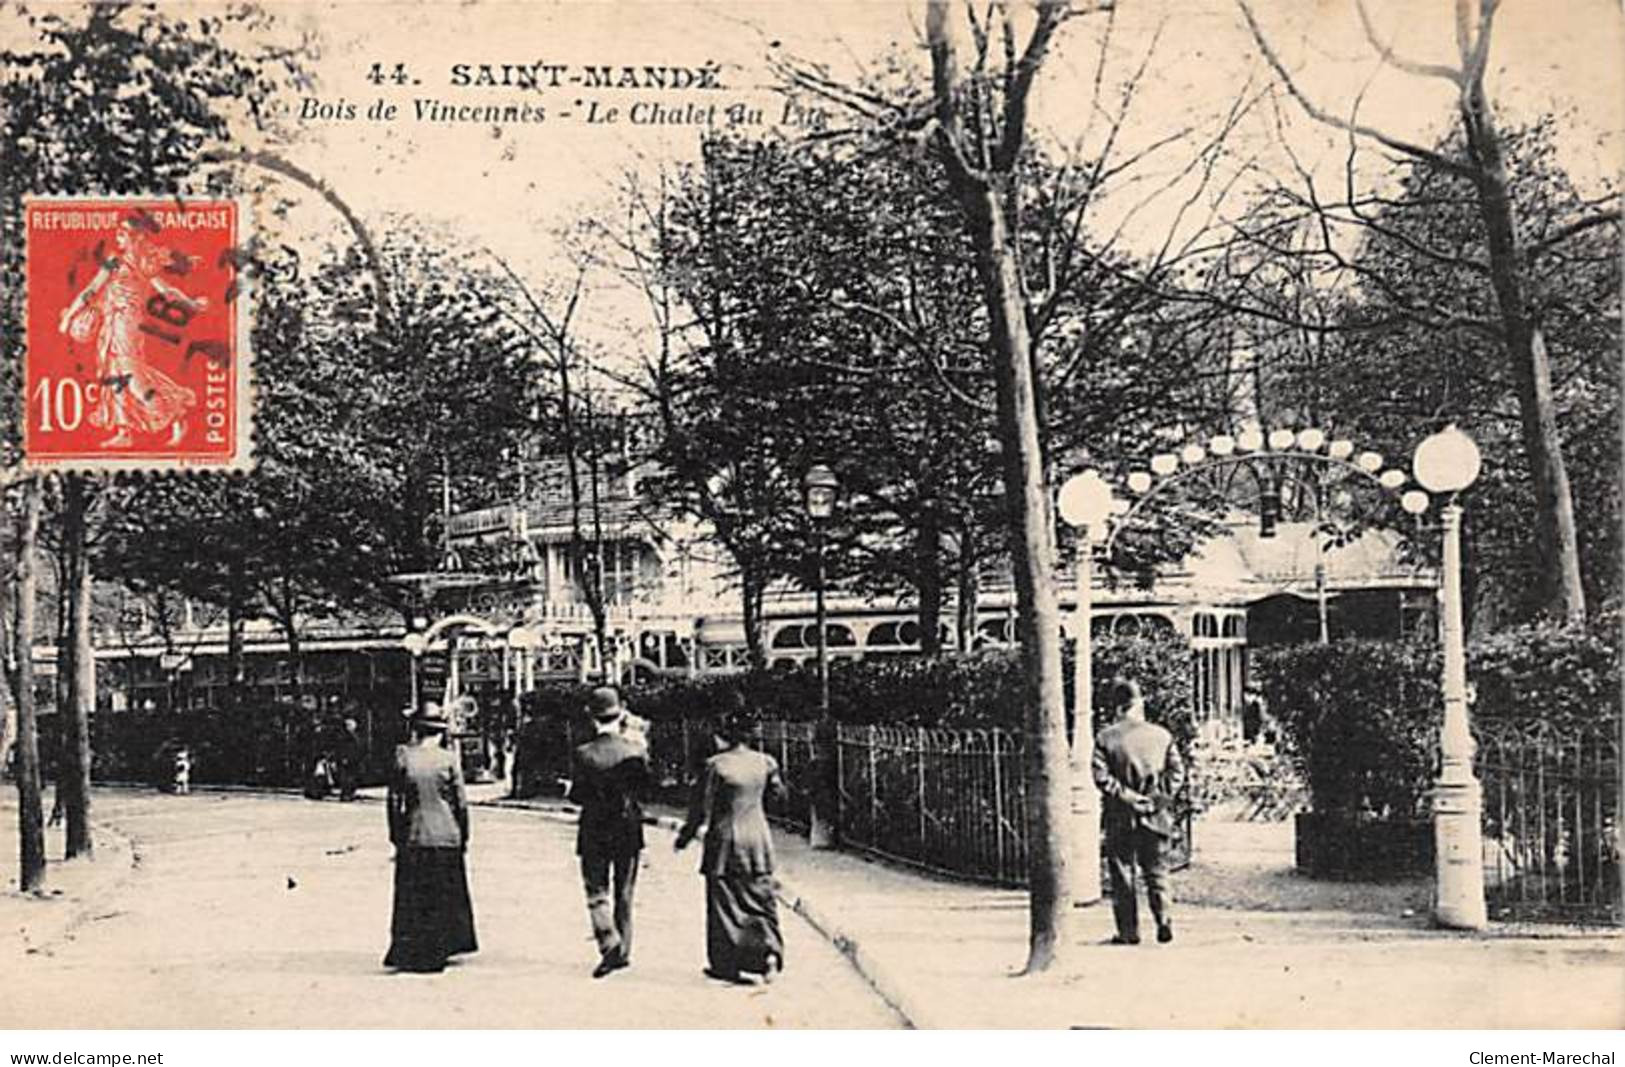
[0,0,1621,1047]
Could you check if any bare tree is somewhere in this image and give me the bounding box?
[58,474,95,857]
[913,0,1086,972]
[481,253,617,678]
[1236,0,1618,624]
[12,477,46,892]
[765,0,1261,971]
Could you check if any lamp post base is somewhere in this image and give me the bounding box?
[1071,778,1102,905]
[1432,777,1488,930]
[809,809,836,850]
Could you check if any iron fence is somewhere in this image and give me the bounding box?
[831,723,1191,886]
[521,715,1191,888]
[1477,719,1621,924]
[834,725,1028,884]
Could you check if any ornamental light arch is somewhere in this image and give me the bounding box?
[1057,421,1458,907]
[1106,423,1430,558]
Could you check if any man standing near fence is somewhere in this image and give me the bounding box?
[567,686,650,978]
[1093,678,1186,945]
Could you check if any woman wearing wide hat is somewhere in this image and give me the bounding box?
[384,703,478,973]
[675,705,788,984]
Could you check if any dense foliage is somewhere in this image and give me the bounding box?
[1255,622,1621,819]
[521,629,1196,747]
[1236,121,1621,626]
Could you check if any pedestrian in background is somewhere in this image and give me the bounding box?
[567,686,649,978]
[675,704,787,985]
[1092,678,1185,946]
[384,704,477,974]
[336,717,363,802]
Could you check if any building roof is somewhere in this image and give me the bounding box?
[1185,520,1431,598]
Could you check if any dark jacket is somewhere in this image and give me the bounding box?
[1092,717,1186,838]
[568,731,649,858]
[677,747,786,877]
[387,742,468,849]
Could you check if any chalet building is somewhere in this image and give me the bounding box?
[67,457,1437,737]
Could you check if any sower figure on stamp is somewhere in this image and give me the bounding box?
[58,222,202,448]
[567,686,649,979]
[1092,678,1186,946]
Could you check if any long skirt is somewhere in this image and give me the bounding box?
[704,873,784,978]
[384,846,477,972]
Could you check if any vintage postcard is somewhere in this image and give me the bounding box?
[23,196,253,471]
[0,0,1620,1044]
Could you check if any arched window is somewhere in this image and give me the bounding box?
[1140,614,1176,637]
[866,622,904,647]
[976,618,1013,647]
[771,626,806,650]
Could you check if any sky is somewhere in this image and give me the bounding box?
[175,0,1624,366]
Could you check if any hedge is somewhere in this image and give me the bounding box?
[1253,620,1621,820]
[521,629,1197,751]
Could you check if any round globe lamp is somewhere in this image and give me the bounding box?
[1413,425,1481,494]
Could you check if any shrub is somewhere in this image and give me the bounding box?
[1255,619,1622,822]
[1253,639,1439,820]
[520,632,1195,747]
[1084,630,1198,757]
[1468,620,1620,730]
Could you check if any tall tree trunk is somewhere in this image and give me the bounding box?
[958,179,1074,972]
[1459,86,1585,624]
[740,564,766,671]
[1,564,15,771]
[915,508,945,657]
[14,478,47,893]
[276,584,303,700]
[54,548,69,722]
[586,406,612,681]
[955,519,980,653]
[61,475,93,858]
[226,555,246,708]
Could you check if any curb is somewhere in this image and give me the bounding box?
[54,818,140,952]
[475,795,923,1028]
[11,817,139,958]
[773,872,929,1030]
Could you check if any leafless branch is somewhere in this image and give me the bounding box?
[1234,0,1477,180]
[1355,0,1462,85]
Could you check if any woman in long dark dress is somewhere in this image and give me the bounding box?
[384,704,477,973]
[675,716,787,983]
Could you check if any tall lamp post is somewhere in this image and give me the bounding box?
[402,628,427,713]
[1057,469,1118,905]
[804,464,840,849]
[1410,424,1488,930]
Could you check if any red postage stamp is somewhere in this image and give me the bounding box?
[23,196,253,471]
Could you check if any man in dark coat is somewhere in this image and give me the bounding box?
[567,686,649,978]
[1093,678,1186,946]
[335,717,363,802]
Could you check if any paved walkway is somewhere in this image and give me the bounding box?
[483,786,1623,1029]
[6,785,1621,1029]
[768,829,1624,1028]
[1,790,901,1029]
[1,800,137,960]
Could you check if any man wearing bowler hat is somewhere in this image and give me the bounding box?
[567,686,650,978]
[1093,678,1186,946]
